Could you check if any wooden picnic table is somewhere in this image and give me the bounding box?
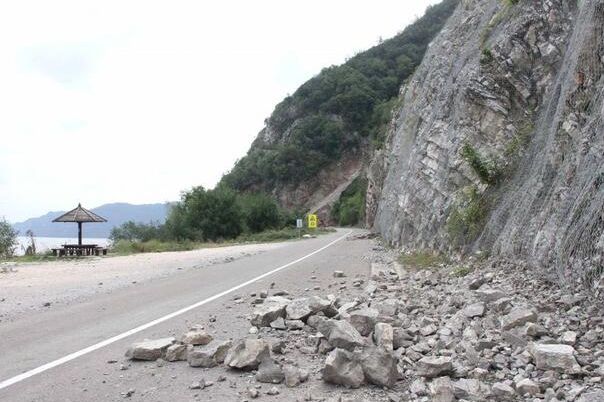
[52,244,108,257]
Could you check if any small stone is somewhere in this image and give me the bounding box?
[561,331,577,345]
[430,376,454,402]
[267,386,279,395]
[248,387,259,398]
[181,328,213,346]
[333,270,345,278]
[348,308,379,336]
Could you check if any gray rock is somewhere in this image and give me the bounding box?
[285,319,305,330]
[348,308,379,336]
[463,302,486,318]
[475,288,506,303]
[286,298,313,321]
[318,319,366,351]
[492,382,515,400]
[250,296,290,327]
[165,343,188,362]
[323,348,364,388]
[333,271,346,278]
[430,376,455,402]
[393,328,414,349]
[416,356,453,378]
[188,340,232,367]
[578,390,604,402]
[515,378,539,396]
[374,322,394,351]
[255,359,284,384]
[452,378,486,400]
[561,330,577,345]
[283,365,302,387]
[181,328,213,346]
[530,343,581,373]
[224,339,270,370]
[125,337,175,361]
[359,347,398,387]
[270,317,286,330]
[500,307,537,330]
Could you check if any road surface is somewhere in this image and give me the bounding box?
[0,229,374,401]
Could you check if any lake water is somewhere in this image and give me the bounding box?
[15,236,110,256]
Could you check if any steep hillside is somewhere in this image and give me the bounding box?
[221,0,459,224]
[13,202,170,238]
[370,0,604,289]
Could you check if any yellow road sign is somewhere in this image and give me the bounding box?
[307,214,318,229]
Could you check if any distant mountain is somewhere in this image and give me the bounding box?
[13,202,171,238]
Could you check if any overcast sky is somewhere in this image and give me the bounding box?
[0,0,440,222]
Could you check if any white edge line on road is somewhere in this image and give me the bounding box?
[0,230,352,391]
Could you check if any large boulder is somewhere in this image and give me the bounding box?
[416,356,453,378]
[125,337,175,361]
[463,302,486,318]
[323,320,366,351]
[530,343,581,373]
[188,340,232,367]
[359,347,398,387]
[224,339,270,370]
[347,308,379,336]
[286,298,313,321]
[323,348,365,388]
[250,296,290,327]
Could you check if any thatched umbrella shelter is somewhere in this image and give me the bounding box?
[52,203,107,246]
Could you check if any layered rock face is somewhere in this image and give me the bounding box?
[370,0,604,288]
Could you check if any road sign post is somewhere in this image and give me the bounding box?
[296,218,303,238]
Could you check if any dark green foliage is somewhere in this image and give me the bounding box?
[173,186,244,241]
[222,0,459,192]
[239,193,283,233]
[480,48,494,65]
[331,177,368,226]
[0,218,17,258]
[109,221,165,242]
[446,186,490,247]
[460,143,502,185]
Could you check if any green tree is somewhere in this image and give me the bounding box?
[239,193,282,233]
[168,186,244,241]
[0,218,17,258]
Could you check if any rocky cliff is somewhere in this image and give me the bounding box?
[370,0,604,289]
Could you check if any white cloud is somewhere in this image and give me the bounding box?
[0,0,440,222]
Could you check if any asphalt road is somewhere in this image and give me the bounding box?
[0,229,373,401]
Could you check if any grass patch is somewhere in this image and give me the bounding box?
[451,265,473,277]
[398,250,449,269]
[2,252,58,264]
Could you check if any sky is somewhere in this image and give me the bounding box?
[0,0,440,222]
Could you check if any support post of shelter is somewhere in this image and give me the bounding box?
[78,222,82,246]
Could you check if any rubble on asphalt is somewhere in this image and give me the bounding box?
[124,237,604,401]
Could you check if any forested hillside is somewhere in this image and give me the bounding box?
[221,0,459,221]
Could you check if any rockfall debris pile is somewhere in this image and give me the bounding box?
[125,243,604,401]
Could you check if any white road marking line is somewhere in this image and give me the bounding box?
[0,230,352,391]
